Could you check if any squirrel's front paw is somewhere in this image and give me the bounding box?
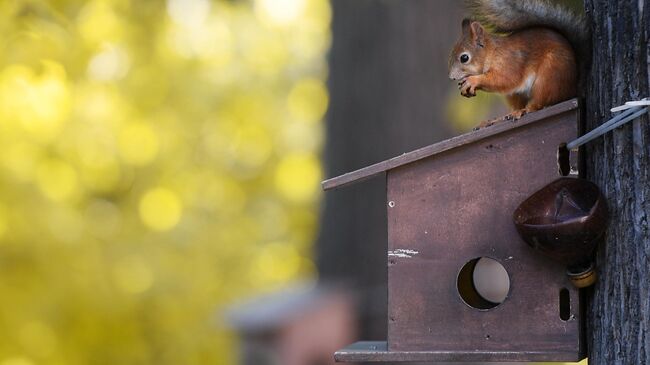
[459,76,479,98]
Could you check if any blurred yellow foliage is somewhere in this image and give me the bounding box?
[446,89,508,132]
[0,0,330,364]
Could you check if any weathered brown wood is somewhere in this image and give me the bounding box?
[335,341,582,362]
[322,99,579,191]
[583,1,650,364]
[385,107,583,360]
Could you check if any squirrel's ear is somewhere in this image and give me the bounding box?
[461,18,471,33]
[470,21,485,47]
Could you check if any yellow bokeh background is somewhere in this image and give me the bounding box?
[0,0,329,364]
[0,1,593,364]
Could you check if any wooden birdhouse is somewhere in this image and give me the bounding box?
[323,99,586,362]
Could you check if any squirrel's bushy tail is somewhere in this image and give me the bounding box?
[465,0,588,53]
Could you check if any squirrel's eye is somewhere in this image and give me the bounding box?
[460,53,470,64]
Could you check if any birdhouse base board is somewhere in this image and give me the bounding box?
[334,341,585,362]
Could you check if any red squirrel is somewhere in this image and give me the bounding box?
[448,0,588,126]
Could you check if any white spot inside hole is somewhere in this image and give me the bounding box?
[457,257,510,310]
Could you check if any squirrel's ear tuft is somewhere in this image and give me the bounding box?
[470,21,485,47]
[461,18,471,32]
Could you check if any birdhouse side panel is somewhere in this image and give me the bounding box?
[386,111,583,359]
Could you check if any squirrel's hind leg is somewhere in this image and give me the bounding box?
[506,94,528,110]
[525,56,577,111]
[503,94,529,120]
[506,109,528,120]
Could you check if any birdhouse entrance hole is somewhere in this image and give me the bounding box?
[557,143,571,176]
[559,288,571,321]
[457,257,510,310]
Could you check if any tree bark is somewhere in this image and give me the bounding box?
[317,0,462,341]
[584,1,650,364]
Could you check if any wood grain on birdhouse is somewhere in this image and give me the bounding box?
[325,99,587,362]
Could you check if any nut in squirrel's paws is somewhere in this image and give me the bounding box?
[458,77,478,98]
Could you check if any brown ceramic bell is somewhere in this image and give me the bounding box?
[513,177,608,288]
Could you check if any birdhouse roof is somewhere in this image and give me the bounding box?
[322,99,578,191]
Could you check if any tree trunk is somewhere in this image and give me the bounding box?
[317,0,462,341]
[584,1,650,363]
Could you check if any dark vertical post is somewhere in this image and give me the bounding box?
[584,1,650,363]
[317,0,462,340]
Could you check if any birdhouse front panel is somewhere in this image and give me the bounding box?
[385,107,584,360]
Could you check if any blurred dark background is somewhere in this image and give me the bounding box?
[317,0,463,342]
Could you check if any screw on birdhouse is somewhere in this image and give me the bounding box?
[388,201,395,208]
